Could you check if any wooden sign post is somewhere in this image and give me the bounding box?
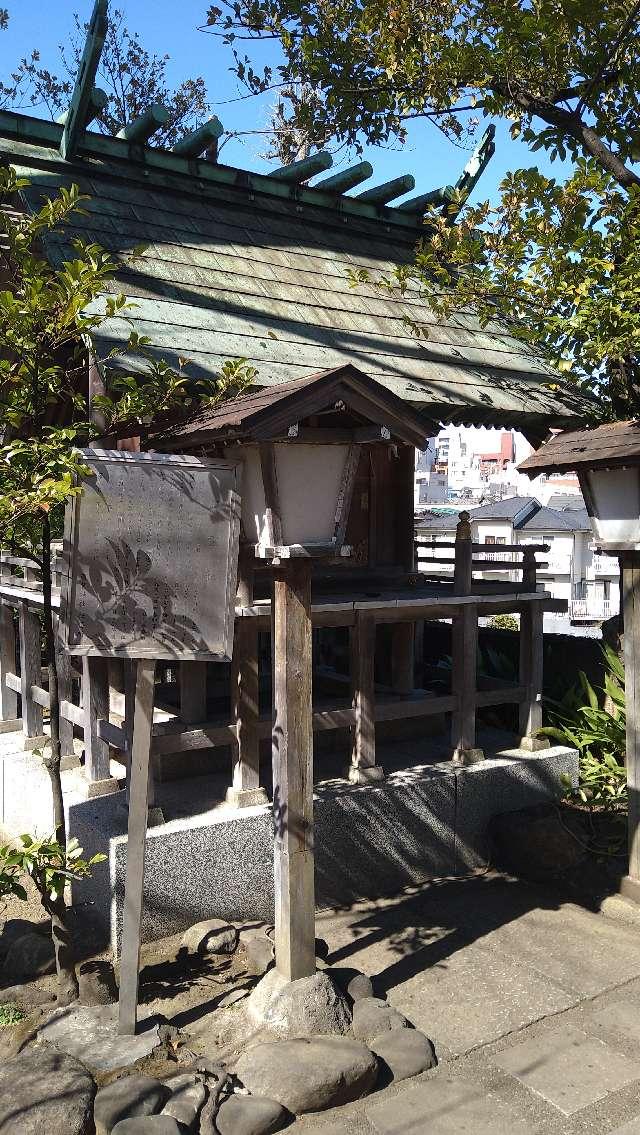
[61,450,241,1034]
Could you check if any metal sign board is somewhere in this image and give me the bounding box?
[60,450,241,660]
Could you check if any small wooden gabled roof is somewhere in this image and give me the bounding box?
[160,364,434,449]
[519,420,640,476]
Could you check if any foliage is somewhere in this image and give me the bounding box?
[0,1003,25,1026]
[0,835,105,913]
[543,645,628,810]
[2,9,210,146]
[489,614,519,632]
[208,0,640,413]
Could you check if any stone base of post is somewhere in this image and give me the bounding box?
[452,746,484,766]
[519,734,550,752]
[348,764,385,785]
[226,785,268,808]
[0,718,21,734]
[79,775,121,800]
[22,733,48,752]
[620,875,640,905]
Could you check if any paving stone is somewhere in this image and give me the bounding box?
[94,1076,170,1135]
[589,1001,640,1046]
[180,918,238,955]
[611,1119,640,1133]
[246,969,352,1038]
[3,930,55,979]
[367,1077,536,1134]
[38,1003,162,1073]
[235,1036,378,1114]
[215,1094,289,1135]
[369,1028,437,1083]
[160,1073,205,1127]
[0,1043,96,1134]
[493,1025,640,1116]
[352,997,407,1043]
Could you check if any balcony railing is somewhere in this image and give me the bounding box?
[569,598,612,621]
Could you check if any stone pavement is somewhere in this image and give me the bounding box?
[293,873,640,1133]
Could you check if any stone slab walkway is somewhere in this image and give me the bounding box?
[293,873,640,1133]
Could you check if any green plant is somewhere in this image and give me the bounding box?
[0,1003,25,1026]
[489,614,519,632]
[0,836,106,1004]
[542,645,627,811]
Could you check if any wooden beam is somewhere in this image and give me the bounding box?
[60,0,107,160]
[349,612,383,783]
[54,613,75,757]
[622,555,640,891]
[0,600,19,726]
[179,661,208,724]
[518,602,549,751]
[272,559,316,981]
[259,442,283,548]
[83,656,111,781]
[333,444,361,549]
[229,545,265,809]
[18,601,44,742]
[118,659,156,1035]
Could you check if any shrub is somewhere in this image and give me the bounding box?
[489,614,519,632]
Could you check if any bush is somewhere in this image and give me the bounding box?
[489,614,519,632]
[541,645,627,812]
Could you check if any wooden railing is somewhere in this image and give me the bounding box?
[0,528,563,804]
[415,511,549,589]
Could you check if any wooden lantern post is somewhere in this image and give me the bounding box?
[518,421,640,903]
[272,557,316,980]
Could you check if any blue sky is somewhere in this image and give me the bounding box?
[2,0,562,204]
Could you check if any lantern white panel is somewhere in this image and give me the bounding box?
[587,467,640,548]
[61,450,241,660]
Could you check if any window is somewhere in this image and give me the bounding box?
[496,537,506,545]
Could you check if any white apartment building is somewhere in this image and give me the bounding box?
[415,426,581,509]
[415,495,619,634]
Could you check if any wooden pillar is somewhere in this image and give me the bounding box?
[391,622,414,696]
[179,661,208,724]
[451,512,483,764]
[118,659,156,1035]
[272,558,316,982]
[0,600,19,732]
[54,614,76,759]
[349,612,384,783]
[620,556,640,901]
[227,548,266,807]
[82,656,113,785]
[18,600,46,748]
[518,600,549,751]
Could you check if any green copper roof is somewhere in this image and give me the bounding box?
[0,108,593,431]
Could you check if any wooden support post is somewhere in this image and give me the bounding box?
[518,601,549,751]
[451,512,483,764]
[54,614,76,760]
[0,600,19,732]
[349,612,384,783]
[18,601,46,748]
[619,556,640,903]
[118,659,156,1035]
[228,548,266,808]
[391,622,415,696]
[272,558,316,982]
[179,661,208,724]
[82,656,117,792]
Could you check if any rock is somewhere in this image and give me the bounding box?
[180,919,238,956]
[236,1036,378,1114]
[3,930,55,979]
[217,987,249,1009]
[238,923,274,947]
[369,1028,437,1083]
[352,997,407,1044]
[111,1120,186,1135]
[216,1094,289,1135]
[161,1073,205,1127]
[315,937,330,960]
[0,918,48,960]
[0,1042,95,1134]
[327,967,375,1003]
[247,969,351,1038]
[489,803,587,881]
[244,935,275,977]
[78,960,118,1006]
[1,981,52,1008]
[94,1076,170,1134]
